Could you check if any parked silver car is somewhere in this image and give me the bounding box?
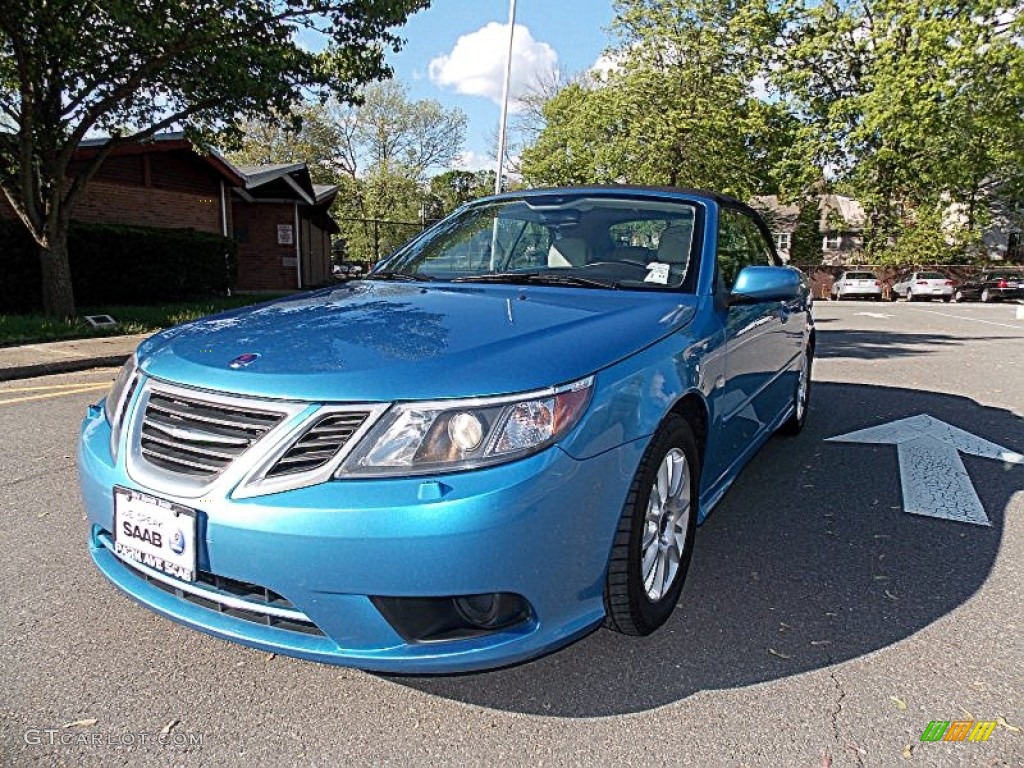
[831,271,882,300]
[892,271,954,302]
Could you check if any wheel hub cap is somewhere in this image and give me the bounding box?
[641,448,691,601]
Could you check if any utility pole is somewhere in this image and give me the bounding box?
[494,0,517,195]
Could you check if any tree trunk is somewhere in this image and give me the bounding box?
[39,230,77,318]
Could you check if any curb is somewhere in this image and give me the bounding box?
[0,354,130,382]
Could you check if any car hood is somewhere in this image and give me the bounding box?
[137,282,697,402]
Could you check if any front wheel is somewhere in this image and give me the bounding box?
[953,290,964,303]
[981,288,992,303]
[604,416,699,636]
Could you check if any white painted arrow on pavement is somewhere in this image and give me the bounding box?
[854,311,892,319]
[826,414,1023,526]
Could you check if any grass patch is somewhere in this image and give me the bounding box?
[0,294,289,347]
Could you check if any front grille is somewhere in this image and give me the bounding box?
[140,390,285,477]
[98,530,324,636]
[266,411,369,477]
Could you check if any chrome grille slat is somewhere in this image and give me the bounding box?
[146,395,282,431]
[143,414,251,445]
[140,429,242,461]
[140,446,225,474]
[137,389,286,479]
[265,412,369,478]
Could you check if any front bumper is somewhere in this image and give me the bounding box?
[79,402,647,673]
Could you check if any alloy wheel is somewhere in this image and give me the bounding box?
[640,448,692,602]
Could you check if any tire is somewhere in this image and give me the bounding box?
[906,292,915,302]
[604,416,699,636]
[953,290,964,303]
[981,288,991,303]
[942,296,952,303]
[781,346,812,436]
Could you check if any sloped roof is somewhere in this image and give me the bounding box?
[750,193,867,232]
[820,194,866,229]
[75,132,245,186]
[313,184,340,205]
[750,195,801,229]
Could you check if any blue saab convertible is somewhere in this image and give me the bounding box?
[79,187,814,673]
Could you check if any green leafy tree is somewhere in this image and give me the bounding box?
[520,0,796,198]
[0,0,429,317]
[789,199,822,265]
[427,170,496,218]
[771,0,1024,259]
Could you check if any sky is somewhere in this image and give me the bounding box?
[382,1,618,171]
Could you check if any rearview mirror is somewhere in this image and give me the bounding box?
[729,266,803,304]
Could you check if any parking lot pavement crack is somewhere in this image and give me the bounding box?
[0,462,75,491]
[828,669,864,768]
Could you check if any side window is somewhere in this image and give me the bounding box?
[717,209,776,291]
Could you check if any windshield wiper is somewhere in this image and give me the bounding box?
[365,271,432,282]
[452,272,615,289]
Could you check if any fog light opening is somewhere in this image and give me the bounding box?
[455,593,528,630]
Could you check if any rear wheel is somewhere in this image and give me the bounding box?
[604,416,699,636]
[781,346,812,436]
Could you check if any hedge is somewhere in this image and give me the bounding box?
[0,220,238,313]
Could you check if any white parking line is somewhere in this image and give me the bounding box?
[907,306,1024,332]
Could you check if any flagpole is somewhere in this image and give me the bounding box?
[494,0,517,195]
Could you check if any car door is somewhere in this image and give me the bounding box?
[706,208,797,483]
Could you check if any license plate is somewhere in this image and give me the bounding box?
[932,287,942,293]
[114,487,197,581]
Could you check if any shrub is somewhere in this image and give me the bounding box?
[0,220,237,313]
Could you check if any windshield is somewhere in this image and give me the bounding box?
[918,272,946,280]
[846,272,876,280]
[373,195,701,291]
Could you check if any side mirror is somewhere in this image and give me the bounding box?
[729,266,804,305]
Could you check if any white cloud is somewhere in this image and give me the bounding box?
[429,23,559,109]
[454,150,497,173]
[589,52,622,79]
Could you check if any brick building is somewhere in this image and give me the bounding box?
[1,134,339,292]
[231,163,339,291]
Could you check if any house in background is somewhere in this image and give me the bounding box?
[231,163,339,291]
[0,133,339,292]
[751,194,866,264]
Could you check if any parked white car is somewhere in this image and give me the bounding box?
[891,271,954,302]
[831,271,882,300]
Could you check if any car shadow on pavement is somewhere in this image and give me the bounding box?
[387,382,1022,716]
[816,331,1013,360]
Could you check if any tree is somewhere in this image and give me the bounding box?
[771,0,1024,259]
[519,0,796,198]
[427,170,496,218]
[0,0,430,317]
[230,101,344,184]
[788,199,822,265]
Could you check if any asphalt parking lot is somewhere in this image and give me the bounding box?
[1,300,1022,767]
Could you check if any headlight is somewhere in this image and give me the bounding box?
[337,376,594,478]
[104,355,138,459]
